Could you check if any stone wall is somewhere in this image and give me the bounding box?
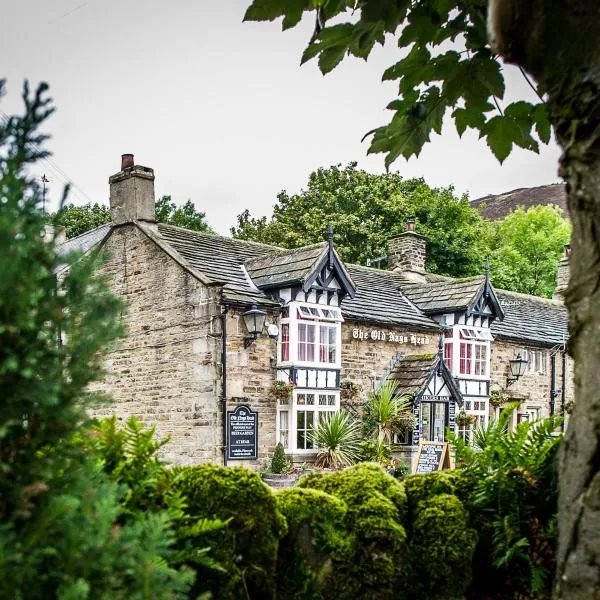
[387,232,427,280]
[340,320,439,407]
[489,338,574,420]
[224,308,279,467]
[90,224,223,465]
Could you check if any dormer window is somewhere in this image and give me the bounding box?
[443,325,491,378]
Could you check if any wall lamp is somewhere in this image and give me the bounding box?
[242,304,268,348]
[506,353,528,387]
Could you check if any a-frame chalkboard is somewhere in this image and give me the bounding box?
[415,441,452,474]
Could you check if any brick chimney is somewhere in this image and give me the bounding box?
[554,244,570,300]
[109,154,156,224]
[387,218,427,281]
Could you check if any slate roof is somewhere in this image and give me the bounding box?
[472,184,567,220]
[341,266,439,331]
[387,354,438,396]
[58,223,111,256]
[245,243,327,288]
[401,277,485,314]
[492,290,568,347]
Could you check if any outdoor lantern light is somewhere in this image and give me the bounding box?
[242,303,267,348]
[506,353,528,387]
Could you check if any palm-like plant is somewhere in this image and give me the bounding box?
[309,410,361,469]
[364,381,414,445]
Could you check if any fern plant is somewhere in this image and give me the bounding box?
[450,407,563,598]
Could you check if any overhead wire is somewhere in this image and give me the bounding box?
[0,109,95,207]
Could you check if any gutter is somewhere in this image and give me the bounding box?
[561,351,567,431]
[550,353,557,417]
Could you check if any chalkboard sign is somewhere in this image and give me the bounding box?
[415,441,451,474]
[227,404,258,461]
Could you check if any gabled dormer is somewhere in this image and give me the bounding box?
[245,227,356,306]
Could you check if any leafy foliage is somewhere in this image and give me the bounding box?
[363,381,414,445]
[489,205,571,296]
[309,410,362,468]
[53,194,214,238]
[450,409,563,597]
[232,162,492,277]
[244,0,551,166]
[0,80,192,598]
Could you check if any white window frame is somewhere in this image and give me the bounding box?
[278,301,342,368]
[277,390,340,453]
[443,325,492,379]
[521,348,548,375]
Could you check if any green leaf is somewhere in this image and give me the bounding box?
[452,106,486,137]
[532,103,552,144]
[301,23,355,73]
[244,0,309,24]
[382,44,432,92]
[484,115,519,163]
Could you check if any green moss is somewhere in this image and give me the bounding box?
[276,488,351,599]
[298,463,407,599]
[171,464,286,600]
[406,494,477,600]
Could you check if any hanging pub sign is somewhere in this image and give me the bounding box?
[415,441,452,474]
[227,404,258,461]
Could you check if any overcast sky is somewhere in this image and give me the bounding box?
[3,0,562,234]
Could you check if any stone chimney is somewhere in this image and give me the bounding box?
[109,154,156,224]
[387,218,427,281]
[554,244,570,300]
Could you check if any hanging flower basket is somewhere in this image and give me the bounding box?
[273,380,295,401]
[490,390,508,408]
[564,400,575,415]
[456,411,477,427]
[340,380,361,401]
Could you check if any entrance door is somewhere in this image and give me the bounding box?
[420,402,448,442]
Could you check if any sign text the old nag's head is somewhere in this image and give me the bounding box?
[352,328,431,345]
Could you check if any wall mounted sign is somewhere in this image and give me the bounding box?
[227,404,258,461]
[415,441,452,474]
[351,329,431,345]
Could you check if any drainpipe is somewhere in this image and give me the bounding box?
[550,352,556,417]
[220,307,228,466]
[561,351,567,431]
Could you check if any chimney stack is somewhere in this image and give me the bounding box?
[387,218,427,281]
[554,244,570,300]
[109,154,155,224]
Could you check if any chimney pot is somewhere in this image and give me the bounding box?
[406,217,415,232]
[121,153,134,170]
[564,243,571,258]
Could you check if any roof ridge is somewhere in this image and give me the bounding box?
[497,288,564,306]
[57,222,111,248]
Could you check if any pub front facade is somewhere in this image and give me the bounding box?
[64,156,573,470]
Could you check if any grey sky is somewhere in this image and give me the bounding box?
[3,0,562,234]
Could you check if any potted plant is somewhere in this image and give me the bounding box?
[340,380,362,401]
[272,380,295,402]
[261,442,297,489]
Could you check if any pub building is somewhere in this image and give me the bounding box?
[62,156,573,471]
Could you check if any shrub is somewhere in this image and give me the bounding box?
[276,488,351,599]
[270,442,291,474]
[298,463,407,599]
[406,494,477,600]
[171,464,287,600]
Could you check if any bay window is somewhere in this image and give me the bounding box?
[278,302,342,366]
[278,390,339,452]
[444,325,491,378]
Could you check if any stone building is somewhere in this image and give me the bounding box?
[60,156,573,470]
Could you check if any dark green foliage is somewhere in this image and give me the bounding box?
[232,163,491,278]
[451,411,562,598]
[406,494,477,600]
[170,464,287,600]
[244,1,551,167]
[298,463,407,599]
[53,194,214,239]
[0,80,192,598]
[270,441,291,474]
[275,488,351,599]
